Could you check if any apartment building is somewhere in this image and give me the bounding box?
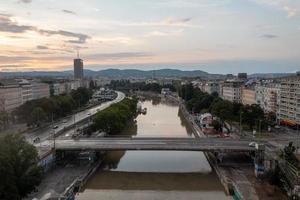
[277,76,300,125]
[255,83,279,113]
[242,87,256,105]
[17,79,33,104]
[31,82,50,100]
[204,81,220,95]
[0,79,22,113]
[221,80,243,103]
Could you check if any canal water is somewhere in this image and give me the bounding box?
[77,97,232,200]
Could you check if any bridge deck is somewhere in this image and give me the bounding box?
[54,137,257,152]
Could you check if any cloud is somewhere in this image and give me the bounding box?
[38,30,90,44]
[19,0,32,3]
[145,29,184,37]
[36,45,48,50]
[0,13,90,44]
[125,17,196,28]
[251,0,299,18]
[85,52,153,60]
[261,34,278,39]
[62,9,76,15]
[283,5,297,18]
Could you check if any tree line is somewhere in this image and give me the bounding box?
[91,97,138,135]
[179,83,270,131]
[108,80,176,93]
[14,87,93,127]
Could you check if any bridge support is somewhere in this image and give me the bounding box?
[254,143,265,178]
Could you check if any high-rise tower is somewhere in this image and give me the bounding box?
[74,51,84,80]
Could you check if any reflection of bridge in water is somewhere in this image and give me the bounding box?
[54,137,262,152]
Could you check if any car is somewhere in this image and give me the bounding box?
[53,125,58,129]
[274,125,280,129]
[248,142,257,147]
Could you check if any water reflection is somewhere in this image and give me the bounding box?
[78,97,229,199]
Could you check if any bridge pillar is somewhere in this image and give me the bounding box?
[254,143,265,178]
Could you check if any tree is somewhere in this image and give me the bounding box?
[212,120,222,132]
[282,142,299,168]
[0,111,9,129]
[30,107,46,126]
[0,134,43,200]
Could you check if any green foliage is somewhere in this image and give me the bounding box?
[15,87,93,126]
[0,111,10,129]
[282,142,299,168]
[212,120,222,132]
[178,84,267,130]
[92,98,138,135]
[70,87,93,107]
[241,104,264,129]
[0,134,43,200]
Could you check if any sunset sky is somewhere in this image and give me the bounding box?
[0,0,300,74]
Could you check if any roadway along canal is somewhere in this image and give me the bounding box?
[77,96,232,200]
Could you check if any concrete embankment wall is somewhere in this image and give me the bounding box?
[165,94,243,199]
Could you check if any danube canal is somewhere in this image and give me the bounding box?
[77,96,232,200]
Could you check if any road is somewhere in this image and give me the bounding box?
[26,91,125,146]
[54,137,259,152]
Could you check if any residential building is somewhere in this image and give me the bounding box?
[0,79,22,113]
[238,73,247,80]
[255,83,279,113]
[204,81,220,95]
[17,79,33,104]
[31,82,50,100]
[277,76,300,126]
[221,80,243,103]
[242,87,256,105]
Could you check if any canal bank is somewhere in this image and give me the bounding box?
[77,96,231,200]
[165,94,286,200]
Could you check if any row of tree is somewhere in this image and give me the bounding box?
[108,80,176,93]
[179,83,269,131]
[91,97,138,135]
[14,87,93,127]
[0,134,43,200]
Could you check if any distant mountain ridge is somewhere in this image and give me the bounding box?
[0,68,294,79]
[0,68,216,79]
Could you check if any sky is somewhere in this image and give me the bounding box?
[0,0,300,74]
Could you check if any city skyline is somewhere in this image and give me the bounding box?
[0,0,300,74]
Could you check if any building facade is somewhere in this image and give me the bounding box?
[74,58,84,80]
[221,81,243,103]
[204,82,220,95]
[277,76,300,126]
[255,84,279,113]
[31,82,50,100]
[0,80,22,113]
[242,87,256,105]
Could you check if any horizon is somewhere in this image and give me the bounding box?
[1,0,300,74]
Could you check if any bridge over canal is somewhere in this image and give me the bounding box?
[54,137,262,152]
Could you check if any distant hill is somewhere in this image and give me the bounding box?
[0,68,293,79]
[0,68,218,79]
